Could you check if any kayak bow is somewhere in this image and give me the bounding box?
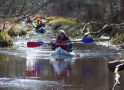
[50,47,75,59]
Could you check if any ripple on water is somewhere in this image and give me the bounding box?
[75,50,117,58]
[0,77,63,90]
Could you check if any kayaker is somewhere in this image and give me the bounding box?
[51,30,72,52]
[25,12,32,24]
[33,16,45,30]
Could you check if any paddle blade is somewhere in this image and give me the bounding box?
[26,28,31,32]
[27,42,41,48]
[81,38,93,43]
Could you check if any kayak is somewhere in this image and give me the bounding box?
[50,47,75,60]
[35,26,46,33]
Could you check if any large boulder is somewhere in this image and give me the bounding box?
[8,23,27,37]
[0,31,13,47]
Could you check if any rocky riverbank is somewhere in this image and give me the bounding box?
[0,22,28,47]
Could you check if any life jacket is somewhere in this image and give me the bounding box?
[36,21,45,28]
[33,21,38,28]
[26,17,32,24]
[38,21,42,27]
[55,38,68,52]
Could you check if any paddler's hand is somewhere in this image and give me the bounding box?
[66,43,70,47]
[50,42,53,44]
[51,42,56,50]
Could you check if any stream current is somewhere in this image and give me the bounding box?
[0,28,123,90]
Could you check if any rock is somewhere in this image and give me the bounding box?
[0,31,13,47]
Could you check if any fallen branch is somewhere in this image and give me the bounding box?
[108,62,123,90]
[83,23,124,39]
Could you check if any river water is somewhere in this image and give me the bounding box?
[0,28,124,90]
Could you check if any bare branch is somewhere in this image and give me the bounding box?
[16,0,53,22]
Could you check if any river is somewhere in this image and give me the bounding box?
[0,28,123,90]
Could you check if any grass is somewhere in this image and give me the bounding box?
[0,31,13,45]
[45,16,85,39]
[69,35,84,40]
[13,23,24,32]
[113,33,124,43]
[0,31,12,40]
[46,16,82,26]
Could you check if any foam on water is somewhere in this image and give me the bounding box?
[0,77,61,89]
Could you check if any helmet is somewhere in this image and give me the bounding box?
[36,16,41,20]
[58,30,65,34]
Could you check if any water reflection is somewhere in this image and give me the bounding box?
[0,37,124,90]
[50,57,75,84]
[26,58,44,76]
[81,67,93,77]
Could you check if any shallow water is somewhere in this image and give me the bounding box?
[0,29,124,90]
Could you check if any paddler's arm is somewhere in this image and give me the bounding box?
[66,40,72,52]
[51,42,56,50]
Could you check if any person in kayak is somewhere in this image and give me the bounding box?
[33,16,45,30]
[51,30,72,52]
[25,12,32,24]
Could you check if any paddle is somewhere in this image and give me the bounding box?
[81,37,93,43]
[26,28,32,32]
[27,38,94,48]
[27,41,51,48]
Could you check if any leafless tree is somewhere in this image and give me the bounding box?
[0,0,53,21]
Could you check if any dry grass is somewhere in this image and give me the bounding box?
[46,16,81,26]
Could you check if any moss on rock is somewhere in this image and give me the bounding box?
[0,31,13,47]
[8,23,27,37]
[112,33,124,44]
[46,16,85,38]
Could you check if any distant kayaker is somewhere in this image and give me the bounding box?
[33,16,45,30]
[25,12,32,24]
[51,30,72,52]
